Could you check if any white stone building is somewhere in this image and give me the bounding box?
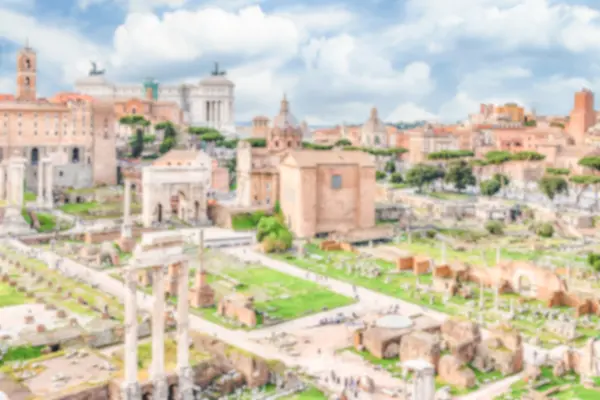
[74,64,235,133]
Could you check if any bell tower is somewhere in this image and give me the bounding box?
[16,43,37,101]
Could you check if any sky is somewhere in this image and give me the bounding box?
[2,0,600,125]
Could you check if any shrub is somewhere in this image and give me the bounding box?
[536,222,554,238]
[484,220,504,235]
[390,173,404,184]
[376,171,387,181]
[588,253,600,271]
[425,229,436,239]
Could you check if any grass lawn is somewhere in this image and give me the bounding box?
[199,250,354,326]
[230,211,265,231]
[426,191,474,201]
[24,191,37,202]
[60,201,141,220]
[21,209,69,232]
[0,346,43,367]
[0,282,30,307]
[496,367,600,400]
[240,385,327,400]
[0,245,125,321]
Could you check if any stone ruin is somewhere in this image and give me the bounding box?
[217,294,258,328]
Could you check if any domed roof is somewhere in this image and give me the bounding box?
[362,107,387,134]
[272,94,299,130]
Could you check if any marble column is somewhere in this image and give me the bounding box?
[151,266,168,399]
[37,161,45,207]
[421,367,435,400]
[44,161,53,208]
[121,268,141,400]
[8,162,25,208]
[177,261,194,400]
[122,180,132,238]
[0,165,6,201]
[496,246,501,265]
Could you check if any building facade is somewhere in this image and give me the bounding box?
[279,150,376,238]
[361,107,388,148]
[74,65,235,133]
[236,95,303,207]
[0,46,117,191]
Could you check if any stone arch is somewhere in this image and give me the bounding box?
[383,342,399,358]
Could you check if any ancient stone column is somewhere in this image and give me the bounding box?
[44,161,53,208]
[8,155,26,207]
[121,268,141,400]
[151,265,168,399]
[122,179,132,238]
[37,161,45,207]
[421,365,435,400]
[496,246,501,265]
[177,261,194,400]
[0,164,6,201]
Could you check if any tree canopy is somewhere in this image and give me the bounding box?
[188,127,220,136]
[405,164,445,193]
[120,115,150,127]
[484,150,513,165]
[303,142,334,150]
[245,138,267,148]
[444,160,476,191]
[579,156,600,172]
[335,138,352,147]
[546,167,570,176]
[570,175,600,185]
[480,179,501,197]
[512,151,545,161]
[538,175,569,201]
[428,150,474,160]
[256,216,293,253]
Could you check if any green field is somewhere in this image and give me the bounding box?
[495,367,600,400]
[193,250,354,328]
[0,281,29,307]
[0,245,125,321]
[60,201,141,220]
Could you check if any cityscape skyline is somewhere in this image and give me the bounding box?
[2,0,600,125]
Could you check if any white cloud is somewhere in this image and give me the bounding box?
[438,92,480,122]
[111,6,300,67]
[387,103,437,123]
[274,5,356,37]
[0,7,107,84]
[0,76,14,94]
[386,0,600,54]
[78,0,187,12]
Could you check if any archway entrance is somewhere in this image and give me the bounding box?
[168,384,178,399]
[178,191,187,221]
[517,275,533,297]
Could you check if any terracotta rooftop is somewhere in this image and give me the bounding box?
[282,150,376,167]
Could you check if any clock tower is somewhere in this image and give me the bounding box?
[16,43,37,101]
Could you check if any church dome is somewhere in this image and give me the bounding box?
[272,94,299,130]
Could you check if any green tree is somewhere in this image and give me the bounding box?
[444,160,476,192]
[485,220,504,235]
[427,150,474,160]
[546,167,570,176]
[485,151,513,196]
[384,160,396,174]
[578,156,600,172]
[245,138,267,148]
[159,137,176,154]
[376,171,387,181]
[390,172,404,184]
[538,175,568,205]
[200,131,225,143]
[479,179,501,197]
[535,222,554,238]
[188,127,220,136]
[512,151,545,161]
[256,216,293,253]
[406,164,445,193]
[335,138,352,147]
[130,128,144,158]
[570,175,600,209]
[587,253,600,272]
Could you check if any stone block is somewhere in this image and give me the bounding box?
[399,331,440,369]
[438,355,476,389]
[24,315,35,324]
[36,324,46,333]
[56,309,67,318]
[396,256,414,271]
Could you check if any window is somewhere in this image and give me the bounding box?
[59,171,63,177]
[331,174,342,189]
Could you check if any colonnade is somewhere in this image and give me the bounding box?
[36,157,54,209]
[121,253,193,399]
[205,100,231,127]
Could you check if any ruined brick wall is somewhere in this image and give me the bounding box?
[54,384,110,400]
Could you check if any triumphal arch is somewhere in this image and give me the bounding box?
[141,152,211,227]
